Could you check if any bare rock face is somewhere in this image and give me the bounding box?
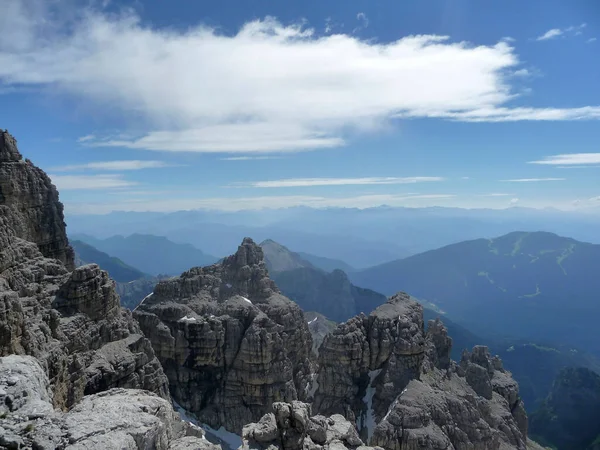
[135,238,314,434]
[0,130,74,269]
[313,293,425,441]
[370,321,529,450]
[242,401,382,450]
[0,355,214,450]
[0,131,168,410]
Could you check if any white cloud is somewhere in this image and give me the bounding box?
[49,174,138,190]
[220,156,285,161]
[77,134,96,143]
[513,69,530,77]
[480,193,514,197]
[536,23,587,41]
[509,198,519,204]
[501,178,566,182]
[238,176,444,188]
[2,5,600,153]
[49,160,174,171]
[529,153,600,165]
[64,193,456,214]
[536,29,563,41]
[588,38,597,43]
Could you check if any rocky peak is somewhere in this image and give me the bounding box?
[0,130,22,162]
[0,130,74,269]
[135,238,313,434]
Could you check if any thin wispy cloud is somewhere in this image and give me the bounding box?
[220,156,285,161]
[64,193,456,214]
[49,174,138,190]
[536,23,586,41]
[588,38,597,44]
[529,153,600,165]
[510,198,520,205]
[2,4,600,154]
[480,193,514,197]
[501,178,565,182]
[77,134,96,143]
[49,160,175,171]
[237,176,444,188]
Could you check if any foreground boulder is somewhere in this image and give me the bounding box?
[134,238,314,433]
[0,355,214,449]
[242,401,380,450]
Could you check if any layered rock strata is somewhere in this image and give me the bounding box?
[135,238,314,433]
[0,131,168,410]
[0,130,74,269]
[314,293,530,449]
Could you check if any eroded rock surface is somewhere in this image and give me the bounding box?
[370,320,529,450]
[0,355,213,450]
[135,238,314,433]
[0,130,168,408]
[242,401,381,450]
[314,293,425,441]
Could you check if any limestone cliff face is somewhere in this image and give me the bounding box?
[0,131,168,410]
[313,293,425,439]
[135,238,314,434]
[0,130,74,269]
[312,294,530,449]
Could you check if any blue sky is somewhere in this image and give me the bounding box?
[1,0,600,214]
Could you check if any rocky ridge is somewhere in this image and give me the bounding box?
[134,238,314,433]
[0,130,207,448]
[313,294,531,449]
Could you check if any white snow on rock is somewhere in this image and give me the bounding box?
[173,401,205,439]
[202,423,243,450]
[307,317,318,325]
[359,368,382,441]
[226,283,232,288]
[241,296,252,305]
[133,292,153,311]
[179,315,197,323]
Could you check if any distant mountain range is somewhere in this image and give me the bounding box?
[66,206,600,269]
[71,233,218,276]
[351,231,600,355]
[71,240,148,282]
[261,240,386,322]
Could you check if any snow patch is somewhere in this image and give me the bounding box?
[173,402,242,449]
[133,292,153,311]
[307,317,318,325]
[179,315,197,323]
[306,373,319,398]
[172,402,206,440]
[382,389,406,422]
[226,283,232,288]
[358,368,382,441]
[202,423,243,450]
[241,296,252,305]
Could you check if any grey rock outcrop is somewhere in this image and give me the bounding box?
[370,320,529,450]
[313,295,530,449]
[0,130,168,409]
[0,355,214,450]
[135,238,314,434]
[0,130,74,269]
[242,401,381,450]
[314,293,425,441]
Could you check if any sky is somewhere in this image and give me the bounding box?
[1,0,600,215]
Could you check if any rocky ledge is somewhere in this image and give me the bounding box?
[134,238,314,434]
